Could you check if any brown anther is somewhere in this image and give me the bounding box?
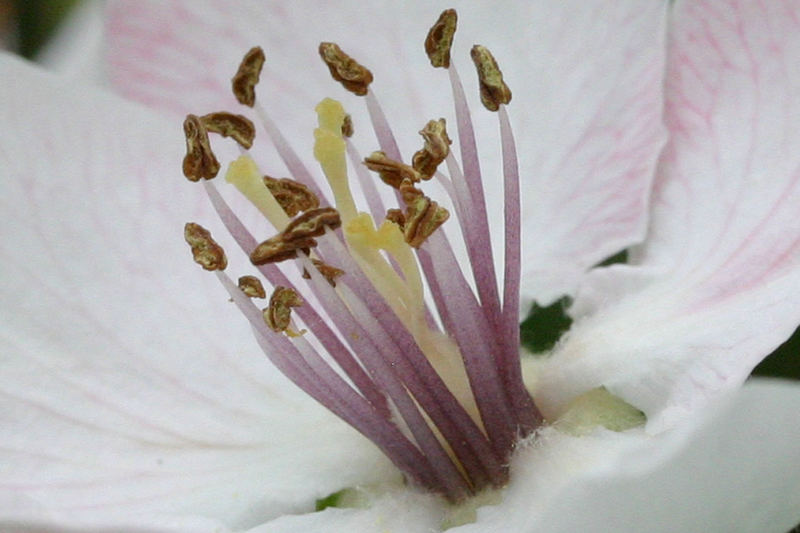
[470,45,511,112]
[238,275,266,298]
[264,286,303,333]
[201,112,256,149]
[385,208,406,231]
[302,258,345,287]
[250,236,317,265]
[232,46,265,107]
[399,178,424,204]
[425,9,458,68]
[283,207,342,241]
[412,118,452,178]
[184,222,227,270]
[318,42,373,96]
[182,114,220,181]
[341,114,354,138]
[364,151,422,189]
[263,175,320,217]
[403,193,450,248]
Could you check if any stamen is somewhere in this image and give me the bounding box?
[318,42,374,96]
[179,8,546,504]
[232,46,265,107]
[282,207,342,240]
[184,222,227,271]
[263,286,303,333]
[201,112,256,149]
[341,114,354,138]
[363,151,422,189]
[182,114,220,181]
[412,118,452,179]
[385,208,406,229]
[250,234,316,265]
[399,180,450,248]
[262,175,320,217]
[238,275,266,298]
[469,45,512,112]
[302,258,345,287]
[425,9,457,68]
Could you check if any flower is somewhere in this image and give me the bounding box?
[1,0,800,531]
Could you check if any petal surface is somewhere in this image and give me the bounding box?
[224,380,800,532]
[460,380,800,533]
[0,55,394,531]
[514,0,668,305]
[103,0,668,306]
[538,0,800,428]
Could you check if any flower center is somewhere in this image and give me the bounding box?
[180,8,542,503]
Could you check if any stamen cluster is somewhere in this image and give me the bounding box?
[181,8,541,502]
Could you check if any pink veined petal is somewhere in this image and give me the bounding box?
[515,0,668,306]
[538,0,800,429]
[0,55,395,530]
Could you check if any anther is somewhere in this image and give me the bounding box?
[232,46,265,107]
[425,9,458,68]
[399,180,450,248]
[303,258,345,287]
[201,112,256,150]
[182,114,220,181]
[250,235,317,266]
[364,151,422,189]
[412,118,452,178]
[263,286,303,333]
[263,175,320,217]
[238,275,266,298]
[318,42,373,96]
[470,45,511,112]
[385,208,406,230]
[282,207,342,240]
[184,222,227,270]
[341,114,354,138]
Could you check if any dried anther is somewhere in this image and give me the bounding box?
[201,112,256,149]
[283,207,342,240]
[264,286,303,333]
[232,46,266,107]
[250,235,317,265]
[341,114,354,138]
[470,45,511,112]
[412,118,452,178]
[263,175,320,217]
[182,114,220,181]
[318,42,373,96]
[238,275,266,298]
[184,222,227,271]
[385,208,406,230]
[425,9,458,68]
[399,181,449,248]
[364,151,422,189]
[303,258,345,287]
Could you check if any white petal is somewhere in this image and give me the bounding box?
[0,55,395,530]
[516,0,668,305]
[538,0,800,426]
[225,381,800,532]
[456,379,800,533]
